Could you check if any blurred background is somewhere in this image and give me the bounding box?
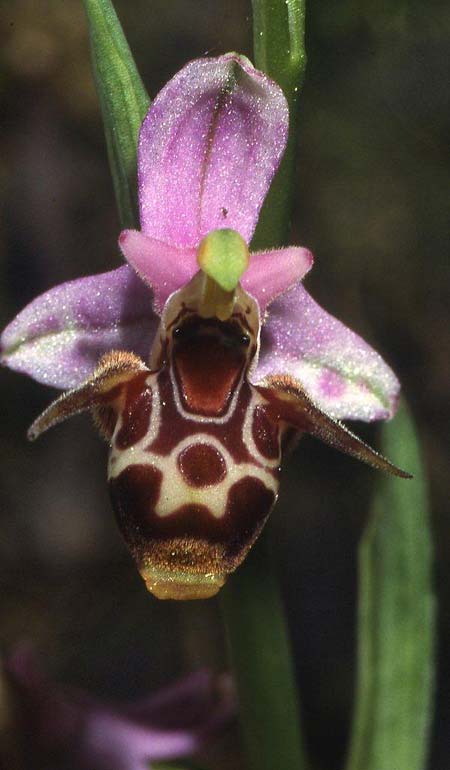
[0,1,448,768]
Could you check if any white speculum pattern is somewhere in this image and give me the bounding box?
[108,373,280,520]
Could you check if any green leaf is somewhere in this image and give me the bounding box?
[346,401,436,770]
[251,0,307,249]
[221,530,308,770]
[83,0,150,228]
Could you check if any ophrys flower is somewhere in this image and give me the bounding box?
[1,54,409,600]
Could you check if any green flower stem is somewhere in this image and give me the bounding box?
[221,529,307,770]
[346,401,435,770]
[220,3,308,769]
[82,0,149,228]
[251,0,307,249]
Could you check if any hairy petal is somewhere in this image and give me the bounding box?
[119,232,313,314]
[138,53,288,249]
[243,246,313,311]
[257,381,410,478]
[254,284,400,421]
[119,229,196,312]
[28,351,149,441]
[1,266,158,389]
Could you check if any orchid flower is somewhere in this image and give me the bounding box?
[6,644,233,770]
[0,54,409,601]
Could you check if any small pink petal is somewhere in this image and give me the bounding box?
[254,283,400,421]
[138,53,288,249]
[119,230,196,312]
[242,246,313,310]
[0,266,157,389]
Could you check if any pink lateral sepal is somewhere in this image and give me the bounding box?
[0,266,158,390]
[254,283,400,422]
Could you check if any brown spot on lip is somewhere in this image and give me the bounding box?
[109,463,279,597]
[110,463,163,537]
[115,375,152,449]
[178,443,227,487]
[252,404,280,460]
[224,476,276,558]
[110,465,277,556]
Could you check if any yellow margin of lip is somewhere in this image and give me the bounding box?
[139,565,226,600]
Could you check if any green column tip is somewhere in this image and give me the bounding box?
[196,228,250,292]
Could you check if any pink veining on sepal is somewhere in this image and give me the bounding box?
[254,283,400,421]
[242,246,313,311]
[138,53,289,249]
[0,266,158,389]
[119,230,196,312]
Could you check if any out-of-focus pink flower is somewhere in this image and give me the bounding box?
[7,645,233,770]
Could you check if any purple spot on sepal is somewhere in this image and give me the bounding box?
[319,370,347,399]
[254,282,400,422]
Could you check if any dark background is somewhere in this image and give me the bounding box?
[0,1,448,768]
